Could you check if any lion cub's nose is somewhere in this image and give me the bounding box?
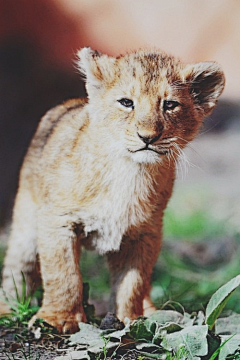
[137,132,161,145]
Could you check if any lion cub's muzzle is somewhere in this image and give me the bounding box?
[137,131,162,145]
[136,129,169,155]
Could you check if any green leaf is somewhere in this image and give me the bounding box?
[161,325,208,360]
[153,323,183,346]
[88,340,117,354]
[215,313,240,335]
[149,310,194,328]
[21,272,27,305]
[69,323,118,356]
[206,275,240,330]
[12,272,20,303]
[149,310,184,324]
[218,335,240,360]
[136,342,162,351]
[129,318,155,341]
[137,344,171,360]
[104,327,129,341]
[193,311,205,326]
[70,322,102,345]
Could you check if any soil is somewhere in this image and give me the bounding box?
[0,327,67,359]
[0,325,154,360]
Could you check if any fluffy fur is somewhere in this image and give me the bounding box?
[0,48,225,333]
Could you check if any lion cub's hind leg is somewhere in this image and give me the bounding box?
[143,295,156,316]
[0,189,40,313]
[107,230,161,322]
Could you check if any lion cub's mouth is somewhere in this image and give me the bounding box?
[128,137,179,157]
[132,146,169,156]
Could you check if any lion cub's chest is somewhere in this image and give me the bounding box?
[76,163,155,254]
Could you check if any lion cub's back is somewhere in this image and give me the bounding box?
[30,98,87,156]
[20,98,87,187]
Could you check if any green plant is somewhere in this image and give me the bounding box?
[163,207,225,240]
[0,272,39,328]
[65,275,240,360]
[206,275,240,330]
[164,345,188,360]
[96,335,111,360]
[208,336,235,360]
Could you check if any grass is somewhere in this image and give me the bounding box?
[0,272,39,328]
[152,206,240,314]
[163,207,226,240]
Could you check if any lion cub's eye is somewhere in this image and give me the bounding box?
[118,98,134,109]
[163,100,179,111]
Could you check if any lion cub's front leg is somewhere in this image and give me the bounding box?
[30,210,86,333]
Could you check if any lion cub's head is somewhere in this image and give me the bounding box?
[77,48,225,164]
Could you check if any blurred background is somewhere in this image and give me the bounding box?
[0,0,240,315]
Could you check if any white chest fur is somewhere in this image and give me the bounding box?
[77,159,156,254]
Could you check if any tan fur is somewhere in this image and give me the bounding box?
[0,48,225,333]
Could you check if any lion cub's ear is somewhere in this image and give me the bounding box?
[183,62,225,116]
[77,47,116,95]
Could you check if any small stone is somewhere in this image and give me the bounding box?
[100,312,124,330]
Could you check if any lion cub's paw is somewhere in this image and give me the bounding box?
[29,308,87,334]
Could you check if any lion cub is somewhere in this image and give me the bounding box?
[1,48,225,333]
